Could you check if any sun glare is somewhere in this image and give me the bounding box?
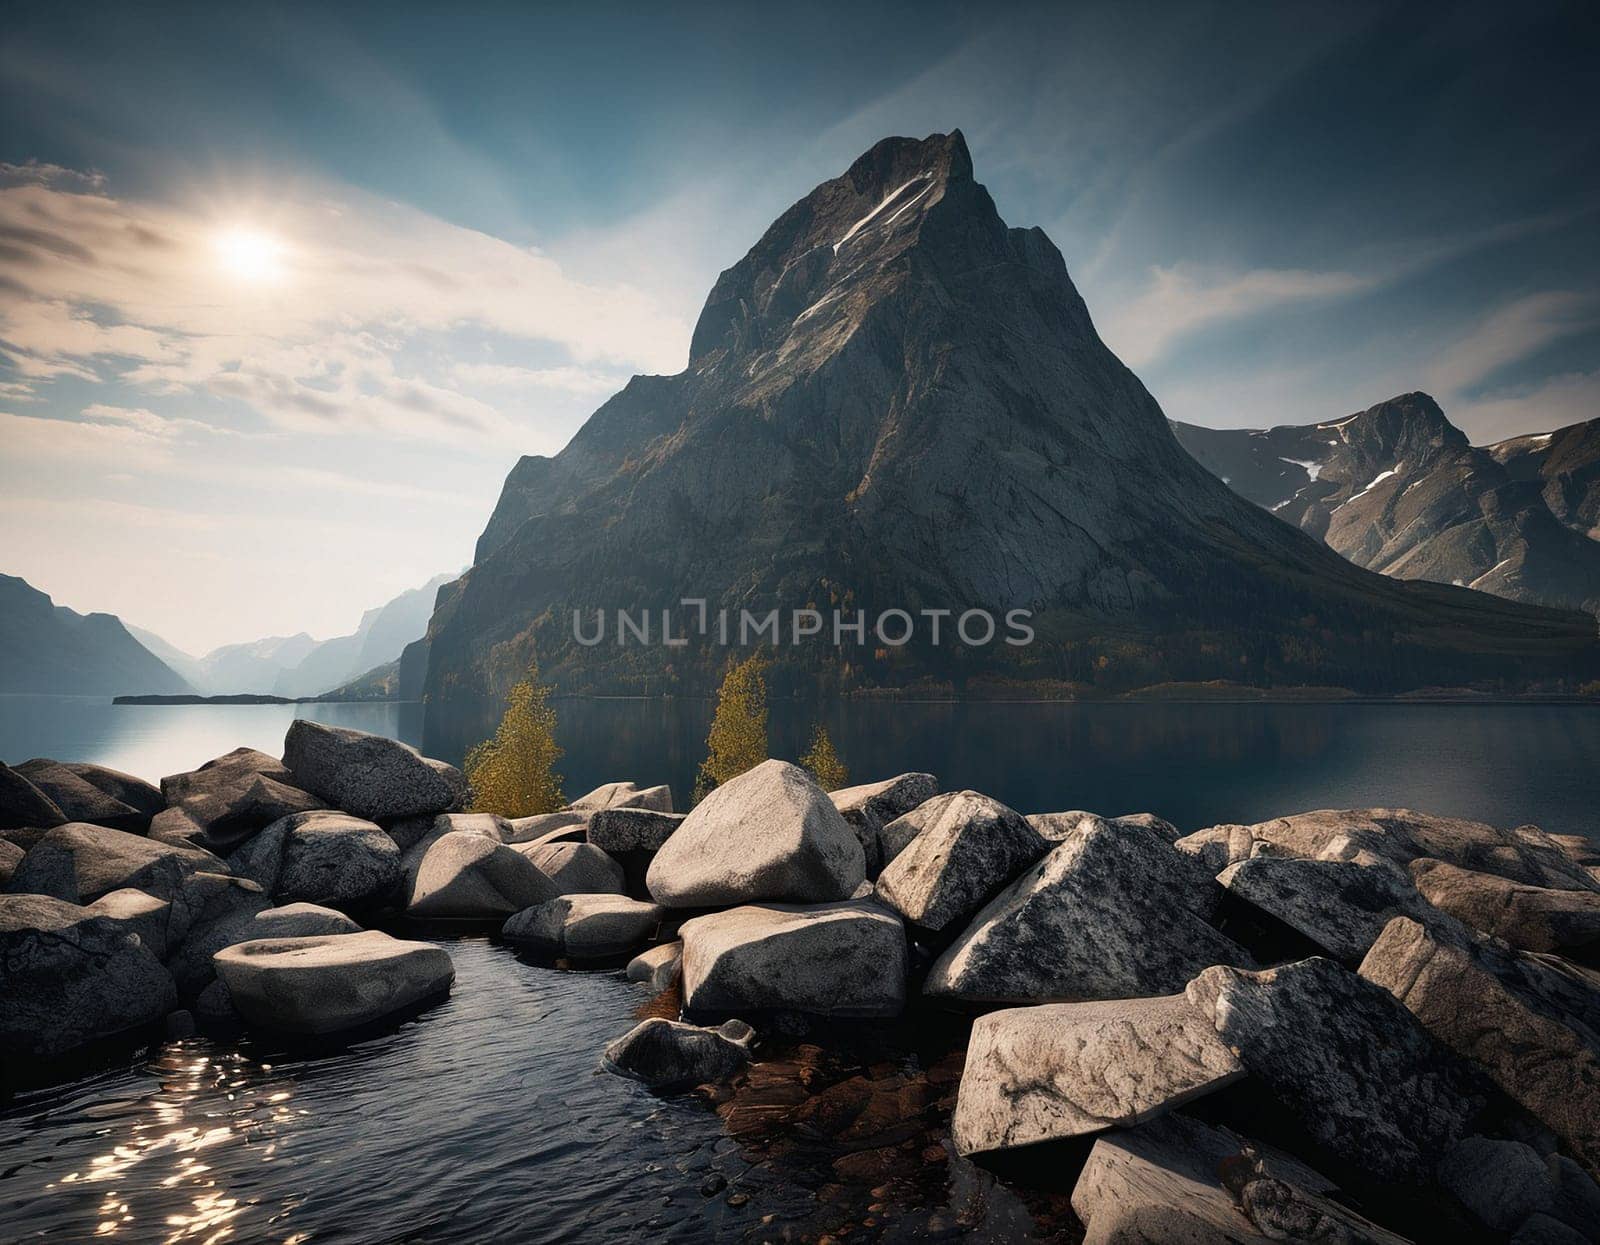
[213,227,284,283]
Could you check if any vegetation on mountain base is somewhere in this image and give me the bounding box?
[694,652,769,803]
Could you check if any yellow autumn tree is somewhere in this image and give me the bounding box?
[693,651,769,803]
[800,723,848,791]
[465,658,564,817]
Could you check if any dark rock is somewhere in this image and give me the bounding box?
[0,761,66,830]
[1186,956,1484,1183]
[156,747,324,852]
[0,838,23,886]
[0,893,176,1062]
[229,811,400,909]
[86,887,175,958]
[6,822,220,909]
[13,759,147,832]
[603,1017,753,1089]
[1437,1136,1600,1239]
[587,808,684,853]
[282,720,467,821]
[874,791,1047,933]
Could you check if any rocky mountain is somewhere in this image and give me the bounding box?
[0,574,193,695]
[422,132,1598,703]
[1491,417,1600,542]
[1172,396,1600,615]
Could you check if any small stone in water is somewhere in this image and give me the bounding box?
[700,1173,726,1196]
[726,1192,749,1208]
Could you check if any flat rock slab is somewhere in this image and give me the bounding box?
[1072,1113,1409,1245]
[952,994,1244,1155]
[215,930,454,1034]
[518,841,625,894]
[568,781,674,813]
[406,832,557,919]
[1,893,177,1062]
[230,811,400,909]
[502,894,664,959]
[627,941,683,992]
[1218,852,1441,962]
[875,791,1047,933]
[1187,955,1483,1183]
[587,808,684,853]
[647,760,865,908]
[283,720,467,821]
[603,1017,752,1090]
[680,899,906,1019]
[926,818,1247,1005]
[1360,914,1600,1180]
[1410,858,1600,957]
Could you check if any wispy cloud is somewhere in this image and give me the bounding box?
[1425,291,1600,398]
[1453,369,1600,444]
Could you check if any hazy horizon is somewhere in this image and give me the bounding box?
[3,1,1597,652]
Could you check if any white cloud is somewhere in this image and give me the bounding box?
[1098,264,1372,367]
[1426,291,1600,398]
[1452,369,1600,444]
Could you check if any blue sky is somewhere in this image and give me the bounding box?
[2,1,1597,651]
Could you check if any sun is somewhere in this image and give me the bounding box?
[214,227,285,282]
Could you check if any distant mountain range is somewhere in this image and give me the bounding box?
[416,131,1599,702]
[1171,397,1600,615]
[0,574,193,696]
[134,572,454,696]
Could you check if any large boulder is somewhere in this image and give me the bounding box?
[679,899,906,1018]
[405,832,558,919]
[1186,956,1484,1183]
[0,893,177,1062]
[925,818,1248,1005]
[874,791,1047,933]
[1437,1136,1600,1240]
[602,1017,753,1090]
[517,841,625,894]
[156,747,323,852]
[13,759,151,832]
[829,772,938,874]
[1410,858,1600,958]
[166,882,356,995]
[879,792,958,866]
[1360,915,1600,1179]
[0,839,23,886]
[7,822,220,912]
[229,811,400,910]
[86,887,178,958]
[502,894,664,958]
[567,781,674,813]
[952,994,1243,1156]
[1177,809,1598,894]
[0,761,66,830]
[586,808,684,853]
[1217,852,1442,962]
[282,720,467,821]
[646,760,865,907]
[1071,1113,1410,1245]
[389,811,509,854]
[214,930,454,1034]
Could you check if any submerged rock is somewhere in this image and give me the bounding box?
[215,930,454,1035]
[230,811,400,910]
[0,893,176,1062]
[952,993,1243,1155]
[647,760,865,907]
[586,808,684,853]
[283,720,467,821]
[1360,914,1600,1179]
[680,899,906,1018]
[627,940,683,992]
[874,791,1047,933]
[405,832,557,919]
[517,841,625,894]
[925,818,1246,1005]
[603,1017,753,1089]
[1187,956,1483,1183]
[502,894,663,958]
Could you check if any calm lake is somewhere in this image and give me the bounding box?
[3,695,1598,1242]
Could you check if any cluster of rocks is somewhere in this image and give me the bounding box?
[7,731,1600,1242]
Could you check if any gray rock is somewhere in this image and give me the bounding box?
[502,894,664,958]
[406,832,558,919]
[1436,1137,1581,1236]
[1360,914,1600,1180]
[0,838,24,886]
[829,772,938,874]
[517,841,625,894]
[7,822,220,912]
[952,993,1243,1155]
[1026,810,1112,843]
[397,812,506,885]
[587,808,684,853]
[925,818,1246,1005]
[0,893,177,1061]
[679,899,906,1018]
[1176,809,1599,894]
[87,887,175,958]
[0,761,67,831]
[602,1017,752,1089]
[1411,858,1600,957]
[156,748,323,852]
[567,781,674,813]
[51,762,165,825]
[1217,851,1443,962]
[646,760,865,907]
[13,759,146,832]
[1071,1113,1408,1245]
[879,792,961,866]
[215,930,454,1034]
[194,977,239,1025]
[165,882,357,995]
[282,720,467,821]
[875,791,1048,932]
[1187,956,1483,1182]
[627,941,683,992]
[229,811,400,909]
[503,810,590,846]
